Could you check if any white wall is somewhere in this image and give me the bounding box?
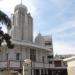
[67,60,75,75]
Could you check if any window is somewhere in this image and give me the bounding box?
[6,53,8,60]
[48,61,52,64]
[54,61,61,67]
[30,49,36,61]
[47,55,53,59]
[45,41,52,45]
[42,56,45,63]
[16,53,20,60]
[47,55,53,64]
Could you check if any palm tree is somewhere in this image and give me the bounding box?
[0,10,11,29]
[0,10,14,49]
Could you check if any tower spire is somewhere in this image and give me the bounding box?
[21,0,22,5]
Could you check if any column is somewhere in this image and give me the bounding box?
[39,69,41,75]
[32,69,34,75]
[46,69,48,75]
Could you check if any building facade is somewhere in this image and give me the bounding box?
[64,56,75,75]
[0,4,67,75]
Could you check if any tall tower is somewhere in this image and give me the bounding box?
[11,4,33,43]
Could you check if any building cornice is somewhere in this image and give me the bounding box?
[12,40,52,51]
[63,56,75,62]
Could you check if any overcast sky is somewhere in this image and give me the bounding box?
[0,0,75,55]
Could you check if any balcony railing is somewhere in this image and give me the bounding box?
[0,60,66,69]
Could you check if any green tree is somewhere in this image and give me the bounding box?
[0,10,11,29]
[0,10,14,49]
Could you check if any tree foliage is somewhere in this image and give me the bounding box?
[0,10,11,29]
[0,28,14,49]
[0,10,14,49]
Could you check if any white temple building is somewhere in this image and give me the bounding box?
[0,3,67,75]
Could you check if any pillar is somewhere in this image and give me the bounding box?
[39,69,41,75]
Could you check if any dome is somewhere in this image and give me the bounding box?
[14,4,28,12]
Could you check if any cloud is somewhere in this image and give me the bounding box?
[0,0,39,17]
[53,40,75,55]
[22,0,39,17]
[49,18,75,35]
[49,0,71,9]
[54,29,75,38]
[0,0,21,16]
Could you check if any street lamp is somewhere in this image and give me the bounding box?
[23,59,31,75]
